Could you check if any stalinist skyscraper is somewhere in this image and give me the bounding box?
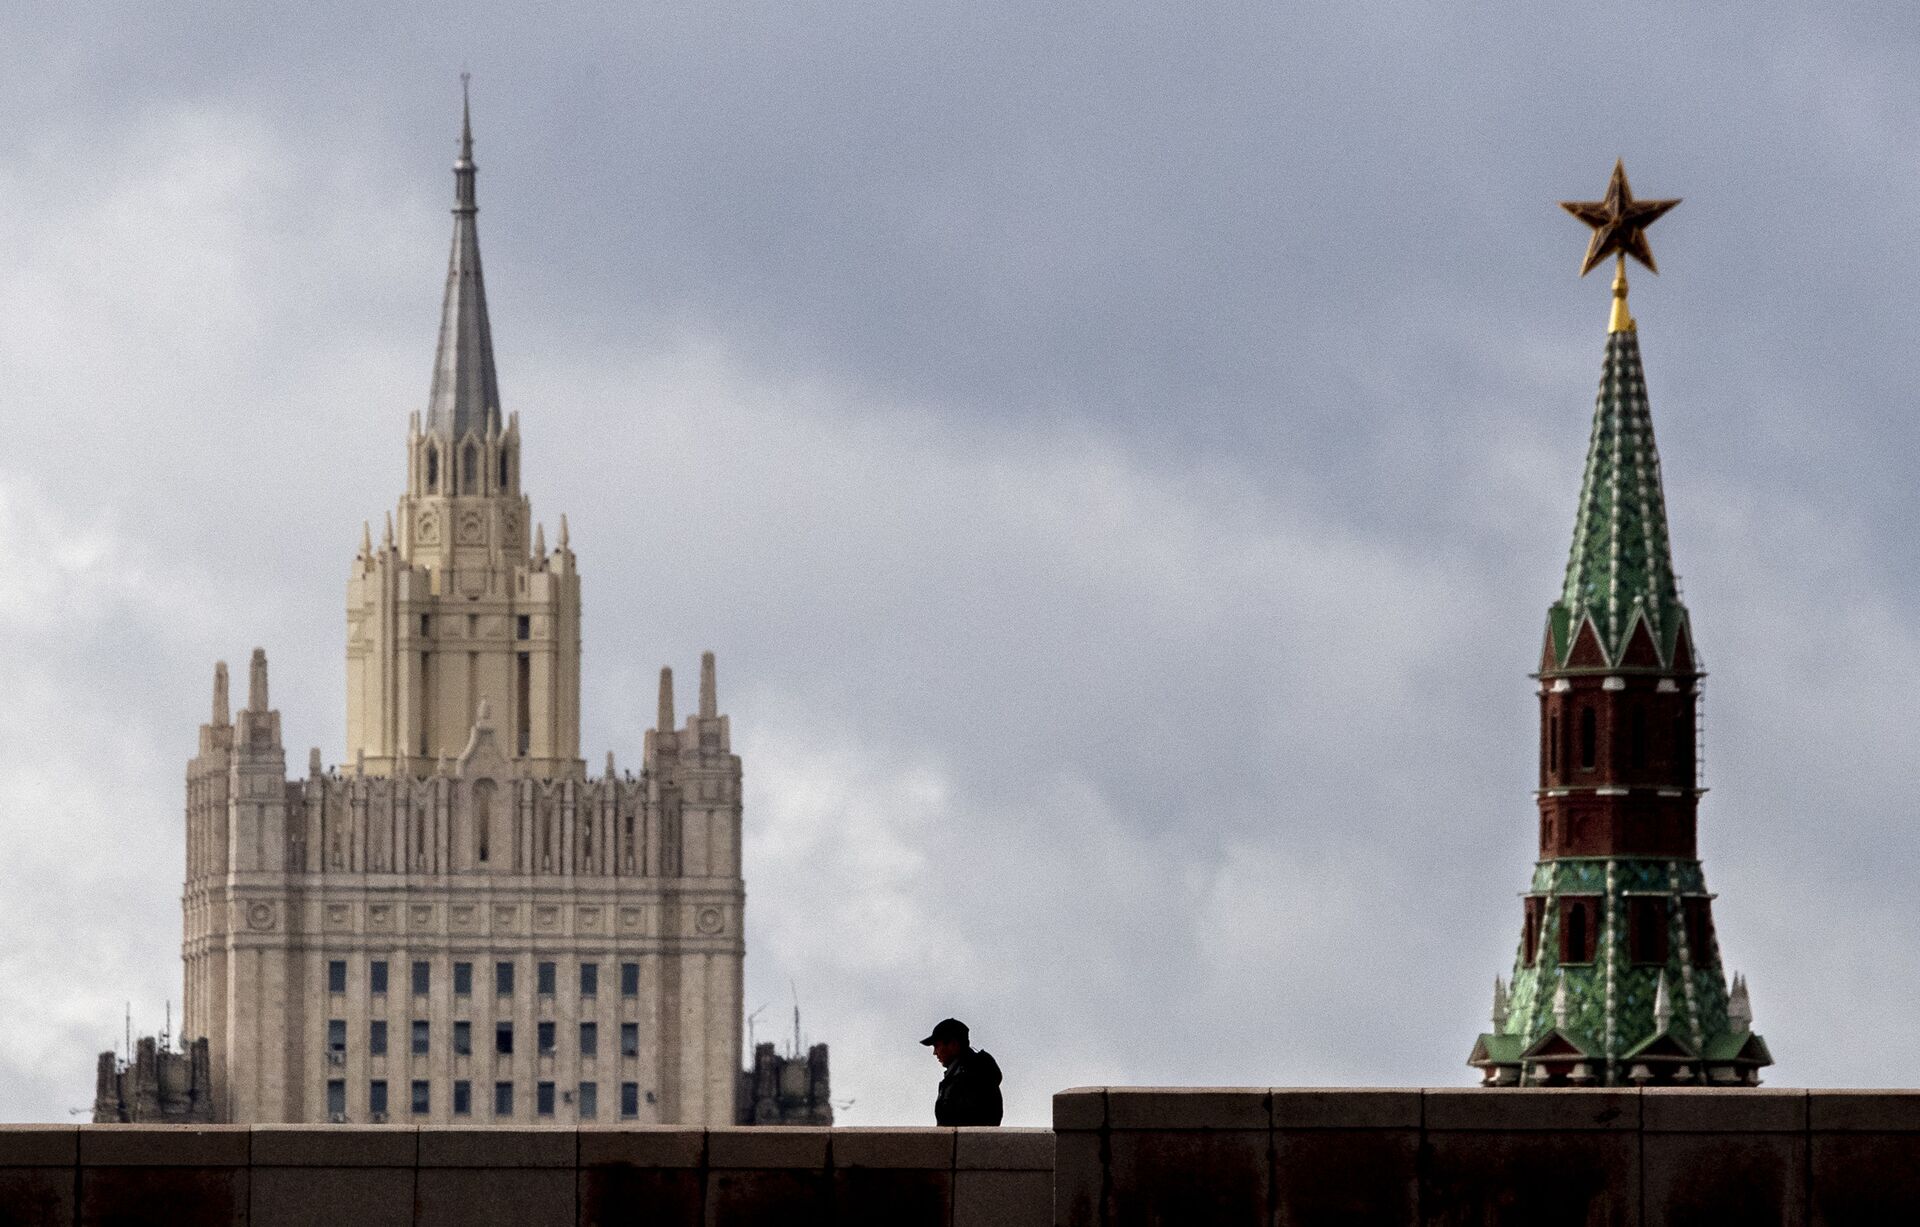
[181,88,746,1126]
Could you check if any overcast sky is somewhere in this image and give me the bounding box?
[3,3,1918,1125]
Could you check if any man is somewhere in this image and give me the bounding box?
[921,1017,1003,1126]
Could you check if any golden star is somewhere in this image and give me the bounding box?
[1561,160,1680,276]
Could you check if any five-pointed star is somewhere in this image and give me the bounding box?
[1561,160,1680,276]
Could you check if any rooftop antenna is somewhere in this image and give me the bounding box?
[746,1003,769,1054]
[791,979,802,1057]
[124,1002,132,1069]
[161,1001,172,1053]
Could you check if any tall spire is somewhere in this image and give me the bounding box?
[425,73,502,441]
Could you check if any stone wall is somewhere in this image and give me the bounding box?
[1054,1086,1920,1225]
[0,1125,1050,1226]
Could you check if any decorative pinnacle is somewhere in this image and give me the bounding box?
[1653,970,1673,1031]
[1552,971,1570,1029]
[1491,976,1509,1030]
[1727,972,1753,1034]
[211,661,230,726]
[248,648,269,712]
[657,666,676,733]
[700,651,717,719]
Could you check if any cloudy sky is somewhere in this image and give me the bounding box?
[3,3,1918,1125]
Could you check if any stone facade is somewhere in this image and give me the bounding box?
[179,95,745,1127]
[739,1043,833,1125]
[91,1037,214,1124]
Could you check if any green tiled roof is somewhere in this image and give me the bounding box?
[1550,327,1684,667]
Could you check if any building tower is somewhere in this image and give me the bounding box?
[181,84,747,1125]
[1469,163,1772,1087]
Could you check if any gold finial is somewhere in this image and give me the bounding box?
[1609,256,1633,333]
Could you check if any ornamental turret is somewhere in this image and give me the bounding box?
[1469,163,1772,1087]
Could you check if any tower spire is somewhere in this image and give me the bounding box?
[425,74,502,441]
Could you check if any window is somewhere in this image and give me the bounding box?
[537,962,556,996]
[1631,706,1648,770]
[453,1021,471,1056]
[620,1023,639,1058]
[328,961,347,994]
[516,652,531,756]
[1579,707,1597,770]
[369,1020,388,1057]
[453,1080,471,1116]
[494,1081,514,1117]
[537,1081,555,1117]
[499,451,510,488]
[496,962,514,997]
[516,615,530,641]
[1560,897,1598,964]
[327,1019,347,1054]
[1521,897,1544,966]
[580,1022,598,1058]
[1630,897,1669,965]
[578,1082,598,1121]
[1683,898,1715,961]
[426,446,439,493]
[412,1020,430,1056]
[621,963,639,997]
[1548,711,1560,775]
[369,1080,388,1117]
[580,963,598,997]
[538,1021,556,1055]
[327,1079,346,1118]
[419,614,431,638]
[496,1022,514,1055]
[620,1082,639,1119]
[462,444,477,492]
[411,1080,430,1116]
[454,962,472,996]
[370,960,389,996]
[412,961,431,996]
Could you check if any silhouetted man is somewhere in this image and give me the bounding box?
[922,1017,1003,1126]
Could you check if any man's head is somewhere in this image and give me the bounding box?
[919,1017,970,1067]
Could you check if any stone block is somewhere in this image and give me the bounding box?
[704,1168,832,1227]
[1423,1088,1639,1132]
[579,1165,704,1227]
[832,1167,950,1227]
[578,1127,705,1169]
[1642,1132,1805,1227]
[1052,1129,1105,1227]
[956,1128,1053,1170]
[1642,1089,1807,1133]
[79,1167,248,1227]
[1107,1128,1269,1227]
[0,1127,78,1167]
[831,1128,952,1169]
[1107,1087,1270,1130]
[1422,1130,1639,1227]
[1273,1129,1419,1226]
[414,1167,574,1227]
[80,1125,250,1167]
[955,1169,1051,1227]
[0,1167,75,1227]
[705,1128,829,1169]
[1809,1089,1920,1132]
[251,1167,414,1227]
[1810,1133,1920,1225]
[251,1125,418,1166]
[417,1128,574,1168]
[1271,1089,1421,1130]
[1053,1088,1107,1132]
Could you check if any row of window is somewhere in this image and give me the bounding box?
[1545,706,1692,776]
[327,1018,640,1058]
[327,1078,639,1120]
[1520,895,1714,966]
[328,959,642,998]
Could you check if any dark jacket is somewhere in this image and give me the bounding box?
[935,1048,1003,1126]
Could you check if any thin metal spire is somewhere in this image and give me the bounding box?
[425,73,502,441]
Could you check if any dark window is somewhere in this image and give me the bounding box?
[620,1082,639,1119]
[1631,706,1648,770]
[620,1023,639,1058]
[327,1019,347,1054]
[369,1080,387,1117]
[516,615,530,640]
[499,451,510,488]
[537,1081,555,1117]
[419,614,430,638]
[412,961,431,996]
[411,1080,429,1116]
[425,446,439,492]
[579,1081,598,1120]
[580,1022,597,1058]
[1683,898,1715,961]
[538,962,556,996]
[621,963,639,997]
[462,444,477,492]
[494,1081,514,1117]
[1522,897,1544,965]
[412,1020,429,1056]
[454,962,472,996]
[1630,896,1669,965]
[1561,897,1597,963]
[453,1021,471,1056]
[327,1079,346,1118]
[1579,707,1597,770]
[516,652,531,756]
[580,963,598,997]
[1548,711,1560,775]
[370,960,388,996]
[496,962,514,996]
[538,1021,556,1055]
[369,1020,387,1056]
[453,1080,471,1116]
[496,1022,514,1055]
[328,961,347,994]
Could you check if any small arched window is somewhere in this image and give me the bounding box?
[1579,707,1597,770]
[426,446,439,493]
[462,444,477,492]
